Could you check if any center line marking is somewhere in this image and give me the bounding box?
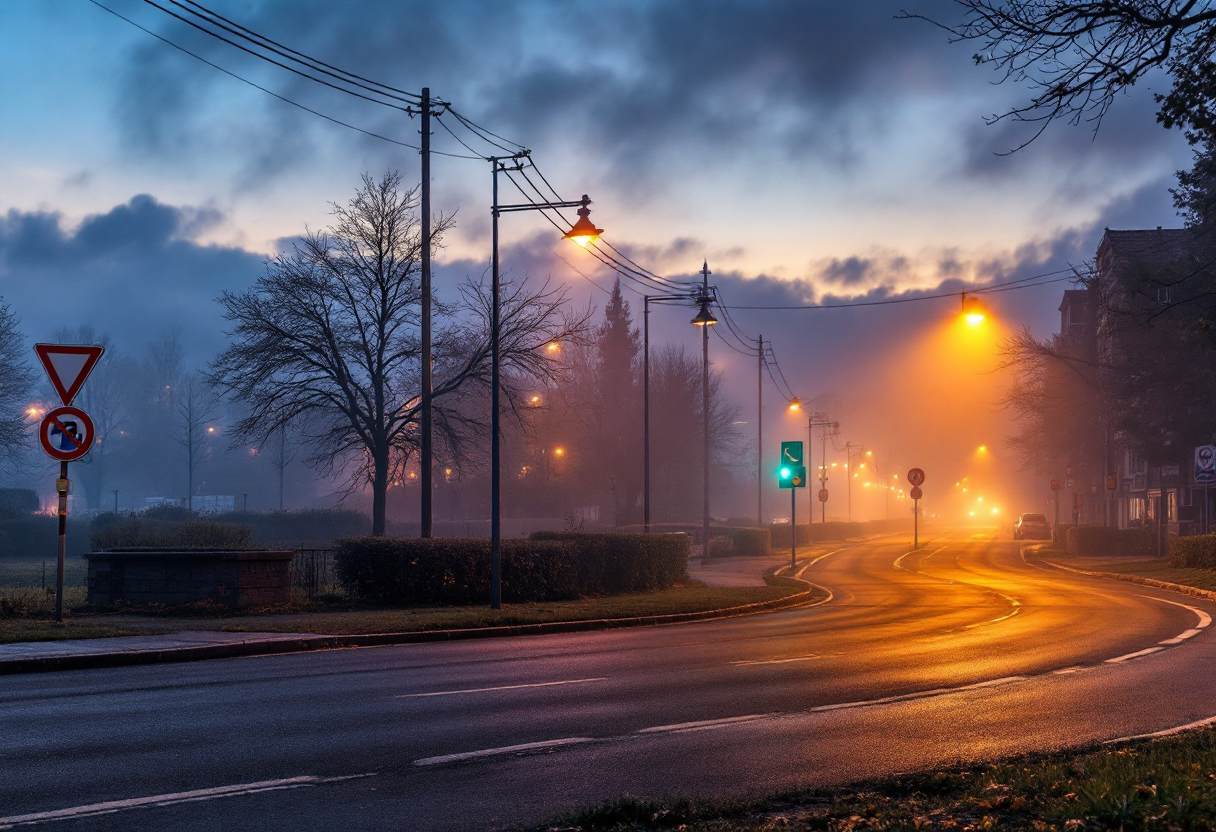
[414,737,591,766]
[396,678,606,698]
[637,714,776,734]
[732,654,825,666]
[0,775,373,829]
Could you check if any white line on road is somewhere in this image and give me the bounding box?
[413,737,593,766]
[1106,646,1164,663]
[0,775,373,829]
[1107,715,1216,743]
[1136,595,1213,629]
[1160,629,1203,645]
[731,654,827,666]
[396,677,607,698]
[636,714,777,734]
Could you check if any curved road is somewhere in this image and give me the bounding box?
[4,529,1216,830]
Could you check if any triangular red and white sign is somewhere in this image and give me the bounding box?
[34,344,104,406]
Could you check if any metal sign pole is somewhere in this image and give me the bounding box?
[55,461,67,623]
[790,487,796,570]
[913,498,918,550]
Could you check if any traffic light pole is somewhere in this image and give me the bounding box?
[790,485,796,571]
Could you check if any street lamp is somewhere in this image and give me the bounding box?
[691,262,717,559]
[643,291,699,533]
[489,155,600,609]
[962,293,987,326]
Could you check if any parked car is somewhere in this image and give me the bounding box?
[1013,512,1052,540]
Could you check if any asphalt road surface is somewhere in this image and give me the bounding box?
[5,529,1216,831]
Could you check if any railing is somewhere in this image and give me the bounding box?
[290,548,340,599]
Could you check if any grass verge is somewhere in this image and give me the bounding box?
[531,727,1216,831]
[0,577,812,645]
[1039,551,1216,594]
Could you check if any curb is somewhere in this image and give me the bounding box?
[1031,548,1216,603]
[0,575,825,676]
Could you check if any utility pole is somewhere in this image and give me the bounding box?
[757,334,763,528]
[420,87,434,538]
[845,442,864,522]
[701,261,712,559]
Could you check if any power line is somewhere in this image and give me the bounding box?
[725,272,1078,310]
[86,0,485,157]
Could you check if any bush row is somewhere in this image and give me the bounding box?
[1064,525,1154,557]
[1169,533,1216,568]
[335,532,689,606]
[0,517,93,561]
[90,516,253,550]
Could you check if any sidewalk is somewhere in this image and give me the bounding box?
[0,553,811,676]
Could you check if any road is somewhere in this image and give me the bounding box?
[4,529,1216,831]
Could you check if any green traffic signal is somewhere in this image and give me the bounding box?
[778,465,806,489]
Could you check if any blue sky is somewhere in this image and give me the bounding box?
[0,0,1197,498]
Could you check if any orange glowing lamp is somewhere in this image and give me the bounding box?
[562,196,603,248]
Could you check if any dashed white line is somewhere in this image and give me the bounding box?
[0,775,372,829]
[731,654,826,666]
[396,678,607,698]
[1106,715,1216,743]
[1106,646,1164,663]
[636,714,776,734]
[413,737,593,766]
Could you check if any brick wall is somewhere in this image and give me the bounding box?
[84,550,294,607]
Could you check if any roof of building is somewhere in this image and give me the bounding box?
[1097,228,1193,274]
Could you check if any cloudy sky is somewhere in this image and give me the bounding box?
[0,0,1196,511]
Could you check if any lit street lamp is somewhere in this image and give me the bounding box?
[489,155,600,609]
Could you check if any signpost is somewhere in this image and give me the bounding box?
[34,343,103,622]
[907,468,925,549]
[1051,478,1061,540]
[1197,445,1216,533]
[778,442,805,569]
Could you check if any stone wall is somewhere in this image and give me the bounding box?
[84,549,294,607]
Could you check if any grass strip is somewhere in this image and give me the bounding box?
[1041,552,1216,594]
[0,579,811,645]
[531,727,1216,831]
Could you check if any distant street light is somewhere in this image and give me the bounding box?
[962,293,988,326]
[489,154,599,609]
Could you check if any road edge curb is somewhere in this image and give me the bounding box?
[1032,549,1216,603]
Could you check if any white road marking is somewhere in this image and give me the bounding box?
[1106,715,1216,743]
[731,654,826,666]
[1136,595,1213,629]
[636,714,776,734]
[1160,629,1203,645]
[0,775,372,829]
[1106,646,1164,663]
[396,677,606,698]
[413,737,592,766]
[1053,666,1085,675]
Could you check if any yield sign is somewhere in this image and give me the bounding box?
[34,344,104,406]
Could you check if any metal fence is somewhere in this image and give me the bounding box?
[290,548,341,599]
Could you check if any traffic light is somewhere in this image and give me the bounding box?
[779,465,806,489]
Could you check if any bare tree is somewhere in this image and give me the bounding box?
[210,171,591,536]
[904,2,1216,146]
[172,371,219,508]
[0,302,33,469]
[268,421,297,510]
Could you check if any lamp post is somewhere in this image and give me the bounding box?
[845,442,866,522]
[489,155,600,609]
[691,262,718,559]
[643,291,698,533]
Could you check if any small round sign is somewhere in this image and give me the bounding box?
[818,488,829,503]
[1050,479,1061,491]
[39,406,94,462]
[910,485,923,501]
[907,467,925,487]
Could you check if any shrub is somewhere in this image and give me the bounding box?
[1053,523,1076,547]
[529,532,689,594]
[0,488,38,516]
[0,516,91,560]
[90,517,252,550]
[334,537,579,605]
[1170,533,1216,568]
[1065,525,1154,557]
[707,536,735,558]
[213,508,370,548]
[731,527,770,557]
[140,504,195,522]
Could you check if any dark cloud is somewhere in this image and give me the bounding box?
[822,256,875,286]
[0,196,262,367]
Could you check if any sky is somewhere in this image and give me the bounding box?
[0,0,1198,517]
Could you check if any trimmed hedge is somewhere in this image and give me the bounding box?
[731,527,770,557]
[1170,533,1216,568]
[90,516,253,550]
[529,532,689,594]
[335,532,689,606]
[1065,525,1154,557]
[0,516,92,560]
